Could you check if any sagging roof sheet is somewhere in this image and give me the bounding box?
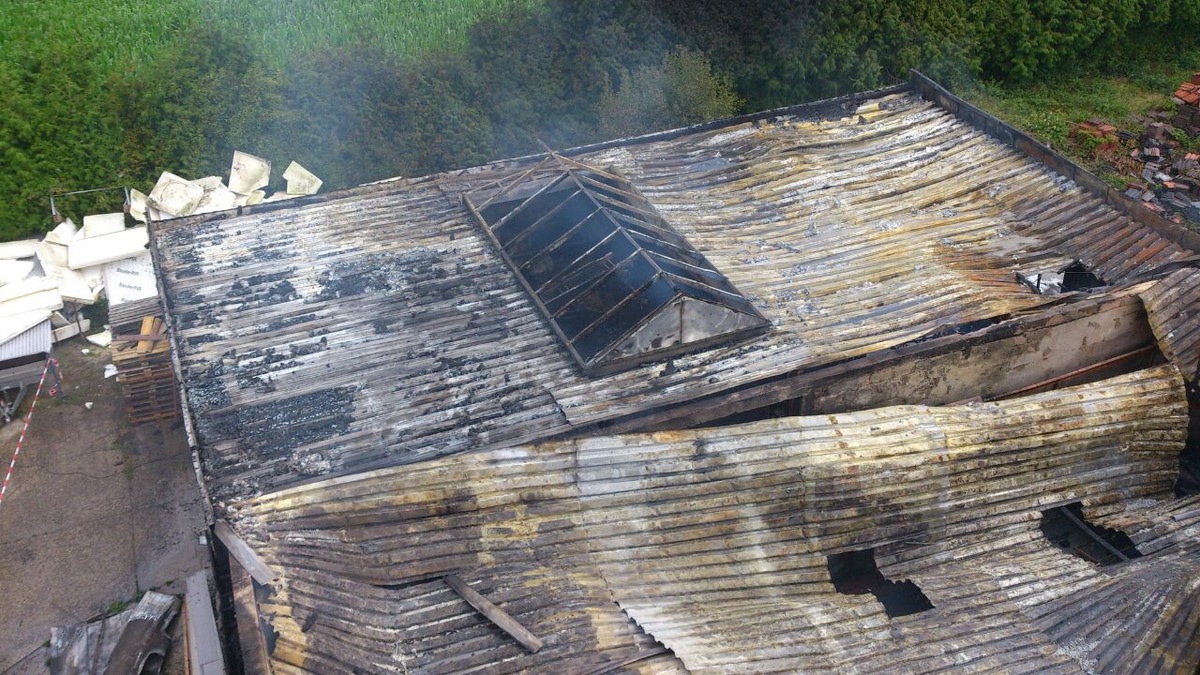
[229,366,1199,674]
[152,90,1193,498]
[464,154,769,375]
[1141,267,1200,380]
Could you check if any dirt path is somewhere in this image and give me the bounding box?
[0,340,209,673]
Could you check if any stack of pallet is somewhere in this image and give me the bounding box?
[111,313,178,425]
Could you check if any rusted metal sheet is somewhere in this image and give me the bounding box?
[228,367,1197,674]
[150,89,1192,500]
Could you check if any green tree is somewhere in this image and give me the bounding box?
[0,45,125,239]
[111,27,279,188]
[277,46,494,187]
[598,47,743,137]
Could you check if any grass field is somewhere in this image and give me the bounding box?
[0,0,538,72]
[963,55,1198,154]
[959,54,1200,189]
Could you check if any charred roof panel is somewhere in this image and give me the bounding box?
[228,367,1200,674]
[1141,267,1200,380]
[465,154,769,375]
[151,89,1196,498]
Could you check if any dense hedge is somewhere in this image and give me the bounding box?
[4,0,1200,240]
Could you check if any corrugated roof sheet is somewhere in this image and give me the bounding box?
[0,318,51,363]
[152,90,1193,499]
[230,366,1198,674]
[1141,267,1200,379]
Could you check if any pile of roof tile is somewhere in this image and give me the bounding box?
[1124,121,1200,223]
[1174,73,1200,135]
[1072,115,1200,224]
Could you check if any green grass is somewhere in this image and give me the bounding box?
[961,55,1198,162]
[0,0,539,73]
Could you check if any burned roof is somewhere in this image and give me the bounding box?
[1141,267,1200,379]
[226,366,1200,674]
[151,86,1196,499]
[464,154,769,375]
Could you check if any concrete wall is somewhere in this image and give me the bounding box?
[618,295,1159,432]
[803,295,1156,413]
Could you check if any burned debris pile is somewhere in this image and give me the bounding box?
[1071,117,1200,224]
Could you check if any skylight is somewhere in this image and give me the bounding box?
[465,154,769,375]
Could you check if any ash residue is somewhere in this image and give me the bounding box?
[264,313,318,333]
[315,249,448,301]
[159,224,221,265]
[185,360,231,411]
[232,337,328,390]
[176,309,219,330]
[291,453,333,477]
[226,267,299,308]
[229,270,293,295]
[234,243,289,265]
[186,333,222,348]
[171,290,219,331]
[159,221,225,279]
[198,386,356,460]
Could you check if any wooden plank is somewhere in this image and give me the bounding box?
[184,572,226,675]
[213,520,277,585]
[443,574,544,653]
[136,316,156,353]
[112,333,170,343]
[228,555,273,675]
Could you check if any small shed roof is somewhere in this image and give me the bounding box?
[0,315,51,363]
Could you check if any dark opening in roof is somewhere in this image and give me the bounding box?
[827,548,934,618]
[1039,502,1142,565]
[464,154,769,375]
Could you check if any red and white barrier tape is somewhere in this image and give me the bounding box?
[0,357,58,508]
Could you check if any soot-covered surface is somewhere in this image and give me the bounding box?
[153,88,1191,499]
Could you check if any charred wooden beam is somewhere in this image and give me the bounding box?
[444,574,544,653]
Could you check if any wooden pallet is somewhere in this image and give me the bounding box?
[112,316,179,425]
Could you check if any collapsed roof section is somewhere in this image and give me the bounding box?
[464,154,769,375]
[225,366,1200,674]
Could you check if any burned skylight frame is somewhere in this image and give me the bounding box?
[464,153,769,376]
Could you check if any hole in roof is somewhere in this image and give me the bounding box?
[465,153,769,375]
[827,548,934,618]
[1016,259,1105,294]
[1039,502,1142,565]
[1060,261,1105,291]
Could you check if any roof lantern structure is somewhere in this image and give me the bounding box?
[464,153,769,375]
